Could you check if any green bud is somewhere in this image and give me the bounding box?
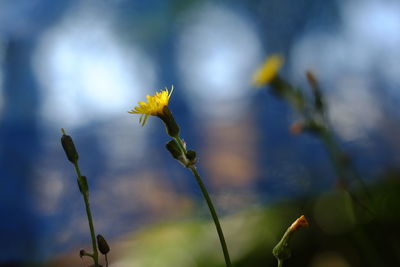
[186,150,196,161]
[272,215,309,265]
[166,140,182,160]
[61,129,79,163]
[97,234,110,255]
[77,176,89,195]
[158,106,180,137]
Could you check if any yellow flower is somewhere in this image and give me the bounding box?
[252,54,284,87]
[129,86,174,126]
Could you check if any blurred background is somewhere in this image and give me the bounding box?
[1,0,400,266]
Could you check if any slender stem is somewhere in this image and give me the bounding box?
[277,259,283,267]
[189,166,232,267]
[82,192,99,266]
[74,162,99,267]
[105,254,109,267]
[73,161,82,178]
[171,135,231,266]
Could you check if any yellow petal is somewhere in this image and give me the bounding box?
[129,86,174,126]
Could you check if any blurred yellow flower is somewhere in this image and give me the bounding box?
[129,86,174,126]
[252,54,284,87]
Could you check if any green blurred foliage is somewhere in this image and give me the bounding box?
[107,172,400,267]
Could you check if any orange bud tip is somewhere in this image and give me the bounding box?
[289,215,309,232]
[289,122,304,135]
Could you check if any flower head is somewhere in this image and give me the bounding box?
[252,54,284,87]
[129,86,174,126]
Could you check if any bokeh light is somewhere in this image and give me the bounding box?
[33,2,157,129]
[177,3,262,121]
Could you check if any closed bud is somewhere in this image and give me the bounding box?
[97,234,110,255]
[186,150,197,161]
[272,215,309,265]
[77,176,89,196]
[61,128,79,163]
[166,140,182,160]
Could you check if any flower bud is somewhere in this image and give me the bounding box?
[186,150,196,162]
[166,140,182,160]
[61,128,79,163]
[97,234,110,255]
[272,215,309,265]
[77,176,89,196]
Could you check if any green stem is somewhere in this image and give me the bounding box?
[171,135,231,266]
[83,192,99,266]
[73,162,99,267]
[189,166,232,267]
[277,259,283,267]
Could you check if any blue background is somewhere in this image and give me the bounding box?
[0,0,399,264]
